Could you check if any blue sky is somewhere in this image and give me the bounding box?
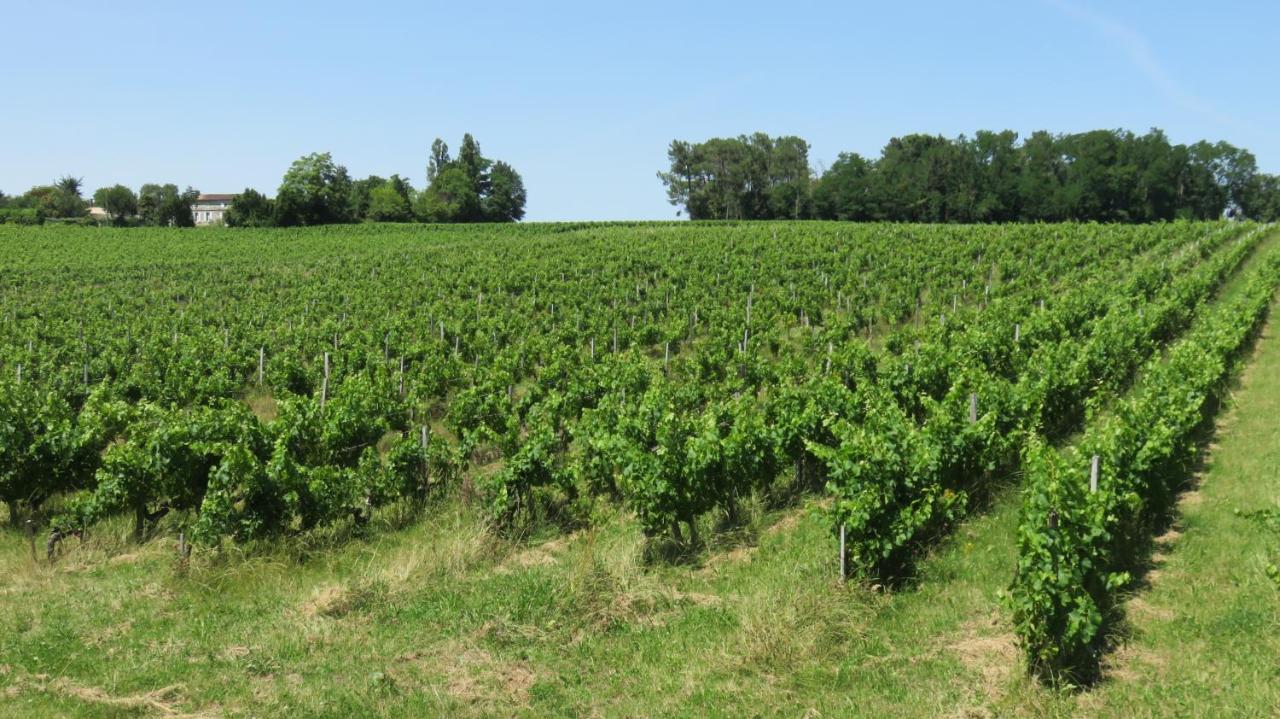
[2,0,1276,221]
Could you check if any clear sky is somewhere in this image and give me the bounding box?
[2,0,1276,221]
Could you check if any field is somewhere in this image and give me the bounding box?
[0,221,1278,717]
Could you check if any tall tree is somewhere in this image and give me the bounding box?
[657,140,702,218]
[56,175,84,199]
[427,139,451,183]
[18,184,86,218]
[456,133,490,190]
[417,165,479,222]
[137,184,196,226]
[766,135,813,219]
[970,130,1021,221]
[812,152,874,221]
[366,180,413,222]
[386,174,414,205]
[274,152,354,226]
[169,187,200,227]
[92,185,138,224]
[225,189,275,227]
[420,135,525,223]
[658,134,812,220]
[350,175,388,221]
[483,161,527,222]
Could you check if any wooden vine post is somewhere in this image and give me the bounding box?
[839,523,848,583]
[321,352,330,408]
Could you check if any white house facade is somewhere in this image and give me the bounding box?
[191,194,236,225]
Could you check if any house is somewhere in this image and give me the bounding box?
[191,193,236,225]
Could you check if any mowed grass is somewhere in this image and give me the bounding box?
[0,488,880,717]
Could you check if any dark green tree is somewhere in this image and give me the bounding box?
[456,133,490,192]
[169,187,200,227]
[138,184,175,225]
[18,185,86,219]
[483,161,527,222]
[350,175,387,220]
[367,180,413,222]
[225,189,275,227]
[428,139,450,183]
[137,184,197,226]
[659,134,813,220]
[657,140,702,218]
[274,152,354,226]
[812,152,874,221]
[416,165,479,222]
[92,185,138,224]
[419,135,524,223]
[56,175,84,199]
[1016,131,1068,221]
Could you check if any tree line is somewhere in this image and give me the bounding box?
[0,177,199,226]
[226,134,526,227]
[659,129,1280,223]
[0,133,525,227]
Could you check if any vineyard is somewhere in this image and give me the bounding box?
[1,220,1278,715]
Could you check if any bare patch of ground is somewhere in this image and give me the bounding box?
[947,612,1019,712]
[392,639,539,709]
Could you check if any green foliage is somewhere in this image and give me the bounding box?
[658,133,812,220]
[0,208,40,225]
[92,184,138,224]
[419,134,526,223]
[225,188,275,227]
[15,184,86,219]
[1011,253,1280,683]
[366,179,414,222]
[418,165,480,222]
[483,161,527,222]
[0,220,1261,565]
[275,152,355,226]
[664,128,1280,223]
[137,183,199,227]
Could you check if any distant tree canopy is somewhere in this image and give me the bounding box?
[662,129,1280,223]
[1,176,88,221]
[366,178,414,222]
[658,133,812,220]
[351,174,415,221]
[227,136,525,227]
[0,136,527,228]
[419,134,527,222]
[273,152,356,226]
[224,188,275,228]
[137,184,200,227]
[92,185,138,225]
[0,178,201,225]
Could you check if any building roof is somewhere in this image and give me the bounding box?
[196,193,237,202]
